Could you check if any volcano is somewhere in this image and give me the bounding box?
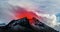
[0,17,58,32]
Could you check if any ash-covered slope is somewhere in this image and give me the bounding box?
[0,17,59,32]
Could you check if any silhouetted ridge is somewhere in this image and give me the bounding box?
[0,17,59,32]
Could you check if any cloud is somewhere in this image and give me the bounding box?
[0,0,60,32]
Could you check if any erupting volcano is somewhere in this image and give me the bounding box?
[0,6,58,32]
[13,7,40,24]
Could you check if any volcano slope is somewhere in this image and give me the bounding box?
[0,17,59,32]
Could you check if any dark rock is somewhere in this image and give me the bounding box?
[0,17,59,32]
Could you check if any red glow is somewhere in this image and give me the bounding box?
[14,7,40,24]
[15,11,38,24]
[16,11,38,19]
